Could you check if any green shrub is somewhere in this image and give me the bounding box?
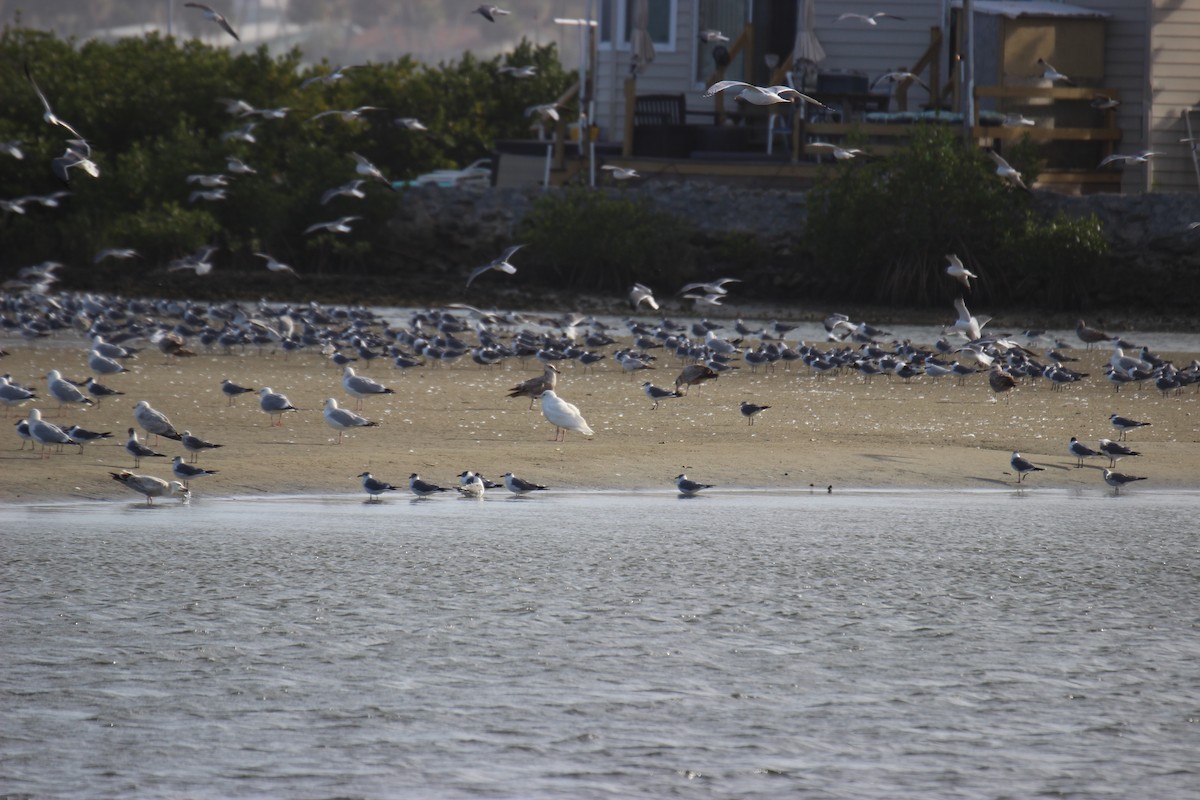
[517,187,696,293]
[801,124,1107,308]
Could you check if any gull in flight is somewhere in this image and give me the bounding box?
[675,473,714,497]
[987,151,1030,191]
[740,401,770,426]
[358,471,399,501]
[300,64,360,90]
[526,103,561,122]
[474,5,511,22]
[184,3,241,41]
[837,12,906,25]
[540,390,594,441]
[305,216,361,235]
[219,122,257,143]
[51,140,99,185]
[945,254,977,291]
[703,80,825,108]
[1010,452,1044,483]
[321,179,366,205]
[952,296,991,341]
[1098,151,1160,168]
[253,253,299,278]
[805,142,865,160]
[94,247,139,263]
[1102,468,1146,495]
[350,152,396,189]
[323,398,379,444]
[601,164,640,180]
[503,472,547,496]
[258,387,299,426]
[172,456,218,489]
[871,71,929,92]
[188,188,226,204]
[25,63,86,141]
[466,244,524,288]
[226,156,255,174]
[1037,58,1075,86]
[1,140,23,159]
[110,471,189,505]
[629,282,659,310]
[181,430,223,462]
[499,65,537,78]
[395,117,429,131]
[310,106,385,123]
[698,30,730,43]
[1091,93,1120,110]
[678,277,741,297]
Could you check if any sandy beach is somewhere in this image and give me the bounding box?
[2,323,1197,504]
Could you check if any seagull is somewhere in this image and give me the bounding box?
[675,473,714,497]
[1091,93,1121,110]
[47,369,94,411]
[507,364,558,410]
[83,376,124,405]
[25,63,86,141]
[457,470,485,498]
[525,103,561,122]
[502,471,547,496]
[323,398,379,444]
[837,12,906,25]
[739,401,770,425]
[674,364,718,395]
[134,399,182,442]
[643,381,681,409]
[258,387,299,426]
[1102,468,1146,495]
[186,173,229,187]
[310,106,386,123]
[0,375,37,414]
[0,140,23,159]
[1002,113,1036,127]
[358,471,399,501]
[952,296,990,340]
[51,140,99,185]
[703,80,825,108]
[253,253,299,278]
[804,142,865,160]
[1109,414,1150,441]
[1010,452,1044,483]
[64,424,112,449]
[1068,437,1101,468]
[219,122,257,143]
[988,366,1017,400]
[188,188,226,204]
[945,254,977,291]
[172,456,218,489]
[226,156,256,174]
[305,216,361,235]
[28,408,80,457]
[499,65,537,78]
[221,378,255,406]
[320,179,367,205]
[987,150,1030,191]
[629,282,659,310]
[1076,319,1115,349]
[1098,438,1140,468]
[124,427,164,467]
[94,247,139,264]
[176,430,223,463]
[601,164,640,181]
[110,471,189,505]
[184,2,241,40]
[300,64,360,90]
[342,366,394,410]
[1098,151,1160,168]
[540,390,594,441]
[474,5,511,22]
[395,117,428,131]
[871,70,929,92]
[678,277,742,296]
[409,473,448,498]
[698,29,730,43]
[466,244,524,288]
[1037,58,1075,85]
[350,152,395,188]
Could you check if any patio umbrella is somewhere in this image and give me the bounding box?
[793,0,826,64]
[630,0,656,75]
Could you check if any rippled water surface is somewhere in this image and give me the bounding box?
[3,490,1199,799]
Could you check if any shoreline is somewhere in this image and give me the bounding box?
[2,321,1197,505]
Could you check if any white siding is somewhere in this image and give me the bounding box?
[1148,0,1200,192]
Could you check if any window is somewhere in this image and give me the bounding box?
[599,0,676,50]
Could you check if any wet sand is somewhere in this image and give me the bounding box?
[2,334,1197,504]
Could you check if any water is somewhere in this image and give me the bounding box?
[3,490,1199,799]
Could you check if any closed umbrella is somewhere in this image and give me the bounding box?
[630,0,656,75]
[793,0,826,64]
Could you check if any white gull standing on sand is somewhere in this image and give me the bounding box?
[134,399,182,441]
[540,390,594,441]
[323,398,378,443]
[342,366,394,410]
[1010,451,1044,483]
[28,408,79,457]
[259,387,299,426]
[47,369,94,411]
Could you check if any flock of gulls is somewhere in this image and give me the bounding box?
[1,5,1194,504]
